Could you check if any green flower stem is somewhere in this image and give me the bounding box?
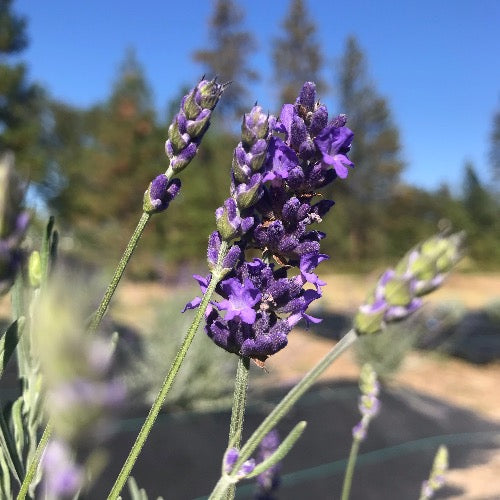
[88,211,151,334]
[340,436,361,500]
[209,329,358,499]
[225,355,250,500]
[107,242,229,500]
[16,421,52,500]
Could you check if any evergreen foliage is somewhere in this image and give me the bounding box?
[3,3,499,272]
[47,50,165,269]
[272,0,326,105]
[0,0,45,179]
[333,36,404,262]
[490,107,500,185]
[192,0,258,121]
[461,161,500,265]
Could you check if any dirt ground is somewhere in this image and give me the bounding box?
[1,272,499,498]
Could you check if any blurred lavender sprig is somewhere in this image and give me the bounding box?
[254,430,281,500]
[0,152,29,295]
[418,445,448,500]
[351,364,380,442]
[354,230,466,336]
[35,281,126,498]
[341,364,381,500]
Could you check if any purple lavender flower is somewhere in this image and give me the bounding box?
[165,78,227,174]
[202,259,322,361]
[223,447,256,479]
[314,124,354,178]
[185,82,354,361]
[255,430,281,500]
[207,231,242,273]
[42,439,84,499]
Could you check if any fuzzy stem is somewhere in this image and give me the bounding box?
[209,329,358,499]
[16,422,52,500]
[225,356,250,500]
[88,211,151,333]
[340,437,361,500]
[107,242,229,500]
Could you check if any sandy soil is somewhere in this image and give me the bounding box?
[1,273,499,498]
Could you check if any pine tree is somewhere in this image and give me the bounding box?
[193,0,258,121]
[0,0,45,179]
[49,49,165,269]
[462,161,496,230]
[335,36,404,261]
[490,107,500,185]
[462,161,500,265]
[272,0,326,105]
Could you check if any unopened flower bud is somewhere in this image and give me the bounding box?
[215,198,253,241]
[395,231,466,296]
[198,78,227,110]
[241,106,269,147]
[295,81,316,111]
[165,78,226,174]
[143,175,181,214]
[355,231,465,336]
[231,174,263,209]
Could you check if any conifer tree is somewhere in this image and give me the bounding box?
[0,0,45,178]
[272,0,326,105]
[490,108,500,185]
[462,161,500,264]
[335,36,404,261]
[462,161,496,230]
[193,0,258,120]
[49,49,164,269]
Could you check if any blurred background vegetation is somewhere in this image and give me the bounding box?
[2,0,500,278]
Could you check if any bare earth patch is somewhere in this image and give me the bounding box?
[1,272,499,497]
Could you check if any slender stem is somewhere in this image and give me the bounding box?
[16,422,52,500]
[107,242,229,500]
[228,356,250,449]
[239,330,357,463]
[340,437,361,500]
[225,356,250,500]
[88,211,150,333]
[209,329,358,500]
[18,212,152,498]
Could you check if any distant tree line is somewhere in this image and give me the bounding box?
[2,0,500,276]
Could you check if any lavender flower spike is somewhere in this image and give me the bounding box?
[352,364,380,442]
[165,77,227,174]
[419,445,449,500]
[354,230,465,336]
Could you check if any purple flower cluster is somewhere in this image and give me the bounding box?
[186,82,354,361]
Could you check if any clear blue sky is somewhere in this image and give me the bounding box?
[15,0,500,192]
